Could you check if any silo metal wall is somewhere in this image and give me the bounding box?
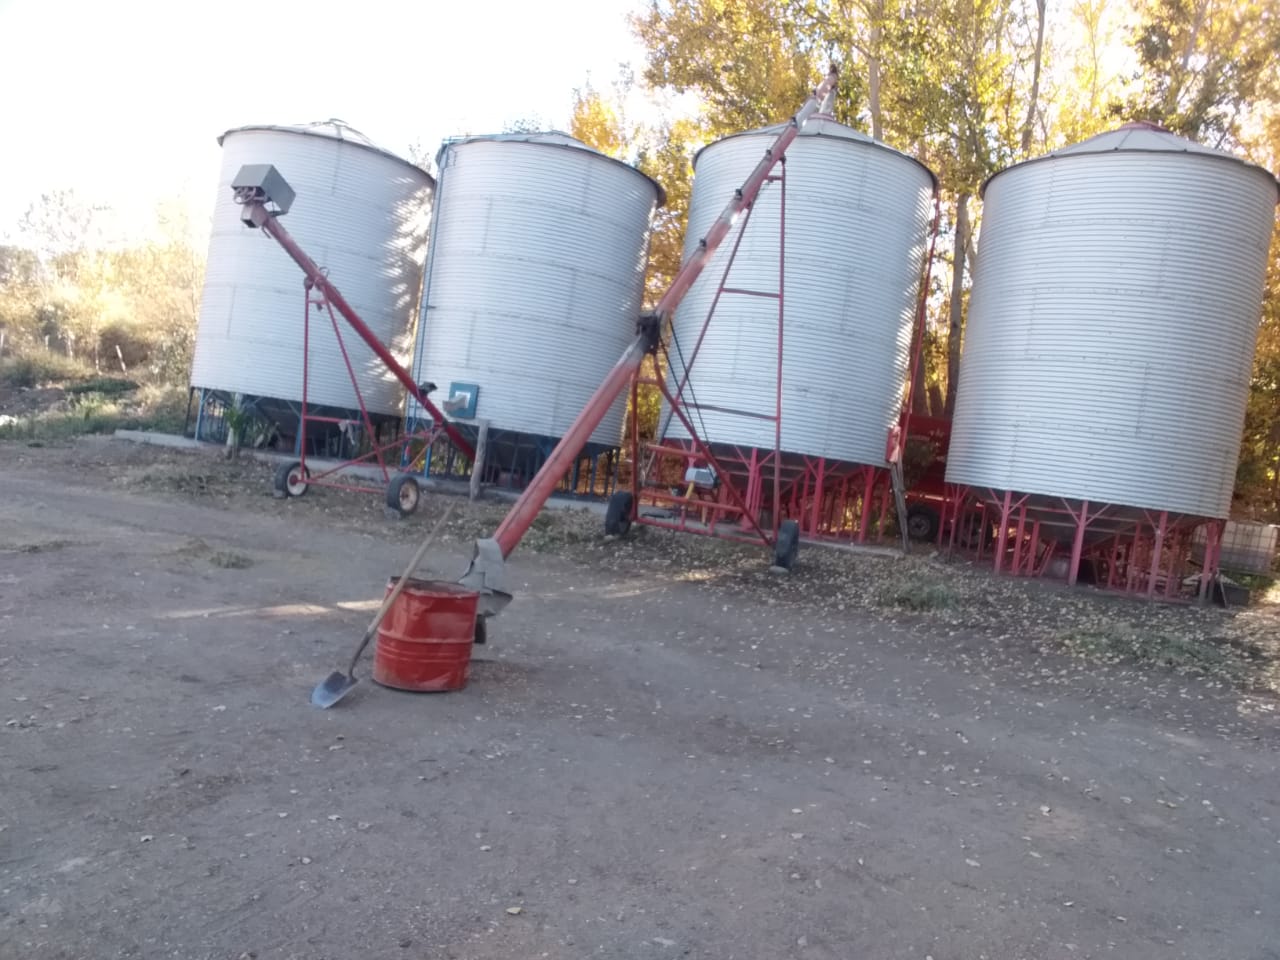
[408,138,660,447]
[663,123,936,464]
[191,128,433,416]
[947,149,1277,518]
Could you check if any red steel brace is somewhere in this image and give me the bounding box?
[241,203,477,463]
[489,66,841,560]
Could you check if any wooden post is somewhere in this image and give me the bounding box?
[469,419,489,501]
[889,461,910,553]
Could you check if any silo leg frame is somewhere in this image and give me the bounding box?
[457,67,842,620]
[283,284,454,509]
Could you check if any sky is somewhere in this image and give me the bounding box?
[0,0,659,246]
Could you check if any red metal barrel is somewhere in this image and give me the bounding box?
[372,578,479,692]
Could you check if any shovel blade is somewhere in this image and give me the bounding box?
[311,672,357,708]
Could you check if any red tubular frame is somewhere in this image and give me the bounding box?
[634,167,788,550]
[488,67,840,560]
[292,285,448,495]
[242,202,476,463]
[943,482,1226,603]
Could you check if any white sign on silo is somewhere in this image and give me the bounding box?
[662,118,937,465]
[191,121,434,416]
[947,123,1279,518]
[408,132,663,446]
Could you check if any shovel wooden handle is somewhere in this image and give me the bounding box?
[346,502,458,675]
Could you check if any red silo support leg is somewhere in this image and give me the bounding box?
[1068,499,1089,586]
[1012,502,1029,575]
[994,490,1013,575]
[738,448,758,532]
[1198,520,1221,604]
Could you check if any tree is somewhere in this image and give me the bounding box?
[1020,0,1048,156]
[633,0,824,133]
[907,0,1031,411]
[502,116,551,134]
[1123,0,1280,148]
[3,192,204,381]
[111,202,206,381]
[569,82,631,159]
[631,0,1043,413]
[1234,109,1280,520]
[12,191,117,364]
[0,245,40,355]
[565,77,711,441]
[1042,0,1133,147]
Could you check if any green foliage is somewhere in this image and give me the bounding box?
[0,352,93,388]
[629,0,1041,413]
[2,192,203,383]
[874,571,957,610]
[1058,624,1241,677]
[0,383,187,442]
[64,377,138,397]
[634,0,820,132]
[221,403,277,455]
[1122,0,1280,148]
[569,83,631,159]
[1234,219,1280,519]
[1044,0,1132,146]
[208,550,254,570]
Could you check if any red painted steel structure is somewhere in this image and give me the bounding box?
[628,165,788,548]
[624,147,944,551]
[229,199,476,505]
[239,200,476,463]
[488,67,842,562]
[937,483,1227,603]
[286,279,455,499]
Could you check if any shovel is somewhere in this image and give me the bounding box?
[310,502,458,708]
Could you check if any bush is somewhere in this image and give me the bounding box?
[874,573,957,611]
[0,352,92,388]
[0,382,189,441]
[64,377,139,397]
[97,323,153,371]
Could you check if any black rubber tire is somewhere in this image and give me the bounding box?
[385,473,421,516]
[772,519,800,570]
[473,616,487,646]
[273,461,309,499]
[906,504,941,542]
[604,491,634,536]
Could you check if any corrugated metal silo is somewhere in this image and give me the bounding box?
[947,123,1279,519]
[407,132,663,448]
[191,120,433,417]
[662,117,937,465]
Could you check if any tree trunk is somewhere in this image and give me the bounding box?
[911,342,929,413]
[1166,0,1209,118]
[868,0,884,139]
[945,193,971,416]
[1020,0,1047,157]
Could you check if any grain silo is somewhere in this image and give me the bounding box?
[659,117,937,539]
[190,120,433,445]
[945,122,1278,594]
[405,132,663,488]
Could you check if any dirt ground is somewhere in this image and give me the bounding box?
[1,437,1278,960]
